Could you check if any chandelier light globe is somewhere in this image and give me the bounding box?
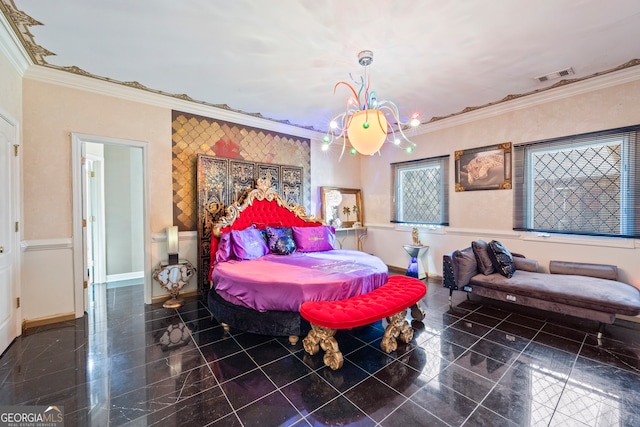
[347,110,388,155]
[324,50,419,159]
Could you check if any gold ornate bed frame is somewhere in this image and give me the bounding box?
[212,178,321,238]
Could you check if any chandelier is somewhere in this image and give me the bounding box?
[322,50,420,158]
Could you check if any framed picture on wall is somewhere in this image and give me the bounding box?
[455,142,512,191]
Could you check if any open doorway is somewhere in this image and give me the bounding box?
[72,134,151,317]
[86,142,144,286]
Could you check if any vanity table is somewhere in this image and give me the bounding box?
[335,226,367,251]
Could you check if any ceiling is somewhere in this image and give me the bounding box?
[3,0,640,133]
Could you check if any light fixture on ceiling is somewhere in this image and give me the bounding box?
[322,50,420,158]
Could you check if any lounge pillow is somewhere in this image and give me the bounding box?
[293,226,335,252]
[214,231,234,264]
[230,226,269,260]
[266,226,296,255]
[471,240,494,275]
[453,247,478,287]
[487,240,516,278]
[514,257,538,272]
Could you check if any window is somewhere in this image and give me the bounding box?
[391,156,449,225]
[514,125,640,238]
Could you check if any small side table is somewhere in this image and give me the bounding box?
[403,245,429,280]
[153,259,195,308]
[402,245,428,321]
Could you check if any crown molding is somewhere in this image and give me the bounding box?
[19,57,640,143]
[0,4,31,74]
[23,64,325,140]
[5,0,640,141]
[415,60,640,135]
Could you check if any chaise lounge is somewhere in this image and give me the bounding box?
[443,240,640,339]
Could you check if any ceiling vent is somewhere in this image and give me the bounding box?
[535,67,574,83]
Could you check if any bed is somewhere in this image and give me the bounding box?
[206,178,388,343]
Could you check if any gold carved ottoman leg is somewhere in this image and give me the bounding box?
[410,302,425,321]
[381,309,414,353]
[303,323,343,370]
[302,324,322,355]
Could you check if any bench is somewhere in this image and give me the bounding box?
[299,276,427,370]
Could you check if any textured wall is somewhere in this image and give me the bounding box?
[171,111,311,230]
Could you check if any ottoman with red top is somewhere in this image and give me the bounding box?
[300,276,427,370]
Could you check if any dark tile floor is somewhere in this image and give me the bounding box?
[1,281,640,426]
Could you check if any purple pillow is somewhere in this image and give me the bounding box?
[230,226,269,260]
[292,226,335,252]
[214,231,234,264]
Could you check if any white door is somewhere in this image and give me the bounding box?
[81,146,89,311]
[0,113,19,354]
[84,152,106,285]
[85,158,95,286]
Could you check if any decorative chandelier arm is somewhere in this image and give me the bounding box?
[334,81,360,105]
[395,125,417,148]
[356,75,365,105]
[339,134,347,160]
[379,103,417,148]
[377,100,401,116]
[367,90,378,110]
[322,50,420,158]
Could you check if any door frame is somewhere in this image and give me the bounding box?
[0,109,21,345]
[71,133,152,316]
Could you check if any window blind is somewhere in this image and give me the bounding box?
[391,155,449,225]
[514,125,639,238]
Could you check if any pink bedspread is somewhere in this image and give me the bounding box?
[211,250,389,312]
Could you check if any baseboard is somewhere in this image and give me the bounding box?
[151,289,198,305]
[387,264,443,284]
[22,312,76,332]
[387,265,407,275]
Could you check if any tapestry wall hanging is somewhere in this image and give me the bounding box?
[171,110,311,231]
[195,154,304,294]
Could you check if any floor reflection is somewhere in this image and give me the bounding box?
[0,282,639,426]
